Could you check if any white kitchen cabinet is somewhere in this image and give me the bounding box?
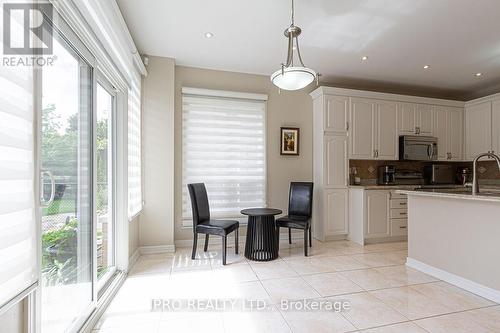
[465,101,493,159]
[375,101,398,159]
[325,189,349,236]
[350,98,375,159]
[349,188,408,244]
[324,95,349,133]
[312,92,350,241]
[433,106,464,161]
[492,100,500,154]
[448,107,464,160]
[324,135,348,188]
[350,98,398,160]
[417,104,433,135]
[365,191,390,238]
[398,102,433,135]
[398,102,417,135]
[433,106,448,160]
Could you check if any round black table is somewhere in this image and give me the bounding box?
[241,208,282,261]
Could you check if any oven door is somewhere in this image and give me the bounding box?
[401,137,438,161]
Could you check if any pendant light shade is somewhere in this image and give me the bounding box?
[271,66,316,91]
[271,0,318,91]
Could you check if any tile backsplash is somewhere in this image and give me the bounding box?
[349,160,500,182]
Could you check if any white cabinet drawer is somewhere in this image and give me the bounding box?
[390,192,407,200]
[390,208,408,219]
[391,219,408,236]
[390,199,407,208]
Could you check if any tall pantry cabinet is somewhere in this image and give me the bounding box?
[311,93,349,241]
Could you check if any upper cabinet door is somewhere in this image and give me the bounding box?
[448,107,464,160]
[375,101,398,160]
[417,104,433,135]
[324,95,349,133]
[492,100,500,155]
[433,106,449,160]
[398,103,417,135]
[465,101,492,160]
[324,135,348,188]
[350,98,375,159]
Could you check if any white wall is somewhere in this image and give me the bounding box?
[139,56,176,247]
[174,66,314,241]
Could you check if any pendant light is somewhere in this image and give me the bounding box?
[271,0,319,91]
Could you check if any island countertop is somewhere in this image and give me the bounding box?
[398,187,500,203]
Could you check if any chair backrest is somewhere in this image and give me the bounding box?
[187,183,210,226]
[288,182,314,217]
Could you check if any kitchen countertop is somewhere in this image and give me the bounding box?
[348,184,467,190]
[398,187,500,203]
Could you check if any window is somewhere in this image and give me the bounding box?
[0,33,36,309]
[182,88,267,222]
[128,75,142,219]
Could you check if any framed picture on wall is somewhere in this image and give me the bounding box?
[280,127,300,156]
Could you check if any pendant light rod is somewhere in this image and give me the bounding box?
[270,0,318,91]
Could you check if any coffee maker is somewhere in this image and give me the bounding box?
[378,165,396,185]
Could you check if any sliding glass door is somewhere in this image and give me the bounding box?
[40,30,93,332]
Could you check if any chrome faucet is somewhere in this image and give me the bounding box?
[472,152,500,195]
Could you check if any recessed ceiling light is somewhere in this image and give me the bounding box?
[361,56,368,61]
[204,32,214,38]
[423,65,430,69]
[475,72,483,77]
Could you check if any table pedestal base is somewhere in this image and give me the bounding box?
[244,215,278,261]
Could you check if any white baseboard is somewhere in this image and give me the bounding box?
[406,257,500,303]
[139,244,176,255]
[128,248,140,270]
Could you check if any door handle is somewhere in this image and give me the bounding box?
[40,170,55,208]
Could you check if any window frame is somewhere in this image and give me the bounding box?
[95,75,118,296]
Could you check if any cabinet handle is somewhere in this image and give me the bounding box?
[399,212,407,216]
[399,226,407,229]
[399,202,407,206]
[346,122,349,130]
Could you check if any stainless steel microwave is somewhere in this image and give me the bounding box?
[399,135,438,161]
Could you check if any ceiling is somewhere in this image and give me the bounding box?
[117,0,500,100]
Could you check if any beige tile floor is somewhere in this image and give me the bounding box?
[93,239,499,333]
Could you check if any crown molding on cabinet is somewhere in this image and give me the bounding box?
[310,86,465,108]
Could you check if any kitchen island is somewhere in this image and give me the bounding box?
[401,188,500,303]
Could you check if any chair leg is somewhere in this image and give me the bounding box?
[204,234,209,252]
[222,235,227,265]
[235,228,239,254]
[191,233,198,260]
[309,227,312,247]
[304,229,308,256]
[288,228,292,244]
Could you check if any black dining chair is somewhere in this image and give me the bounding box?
[187,183,239,265]
[276,182,314,256]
